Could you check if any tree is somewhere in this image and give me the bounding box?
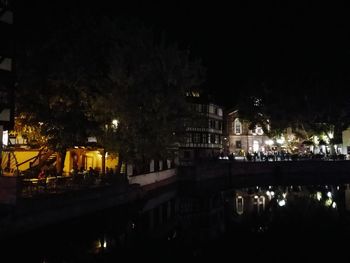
[236,71,350,155]
[16,12,205,174]
[16,12,114,173]
[95,19,205,171]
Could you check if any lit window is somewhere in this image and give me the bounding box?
[255,126,263,135]
[215,134,219,144]
[234,118,242,134]
[209,105,215,114]
[217,108,223,116]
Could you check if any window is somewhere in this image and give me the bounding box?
[215,135,219,144]
[193,133,201,143]
[186,133,192,143]
[235,140,242,148]
[217,108,223,116]
[234,118,242,134]
[209,105,215,114]
[202,105,208,113]
[202,133,208,143]
[209,120,215,129]
[255,126,263,135]
[253,140,259,152]
[208,134,215,144]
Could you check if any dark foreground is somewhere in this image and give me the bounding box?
[1,181,349,262]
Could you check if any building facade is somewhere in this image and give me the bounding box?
[179,94,224,164]
[226,110,270,156]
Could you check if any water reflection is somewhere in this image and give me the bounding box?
[230,184,347,237]
[2,182,350,261]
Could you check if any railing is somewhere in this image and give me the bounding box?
[17,173,128,198]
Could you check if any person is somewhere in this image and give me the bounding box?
[38,169,46,180]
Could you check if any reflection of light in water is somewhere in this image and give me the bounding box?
[327,192,332,198]
[278,199,286,207]
[316,192,322,201]
[325,199,333,207]
[95,240,102,249]
[94,236,107,250]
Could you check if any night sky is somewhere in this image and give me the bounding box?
[18,2,350,108]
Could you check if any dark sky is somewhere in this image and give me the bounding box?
[18,2,350,107]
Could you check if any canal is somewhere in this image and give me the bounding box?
[1,180,350,262]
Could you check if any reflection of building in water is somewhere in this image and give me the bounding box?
[137,189,179,239]
[179,190,226,241]
[232,184,344,220]
[234,189,267,216]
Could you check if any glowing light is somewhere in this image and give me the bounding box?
[266,191,271,196]
[278,200,286,207]
[2,130,8,146]
[327,192,332,198]
[327,131,334,139]
[270,191,275,196]
[276,136,285,144]
[282,193,287,198]
[103,240,107,248]
[112,119,119,129]
[316,192,322,201]
[325,199,332,207]
[265,139,274,146]
[254,195,259,199]
[332,202,337,208]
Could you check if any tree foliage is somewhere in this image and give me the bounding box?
[16,12,205,171]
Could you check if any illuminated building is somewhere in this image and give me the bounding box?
[226,110,269,156]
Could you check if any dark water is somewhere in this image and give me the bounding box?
[2,182,350,262]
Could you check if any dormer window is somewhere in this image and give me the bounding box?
[255,126,263,135]
[233,118,242,134]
